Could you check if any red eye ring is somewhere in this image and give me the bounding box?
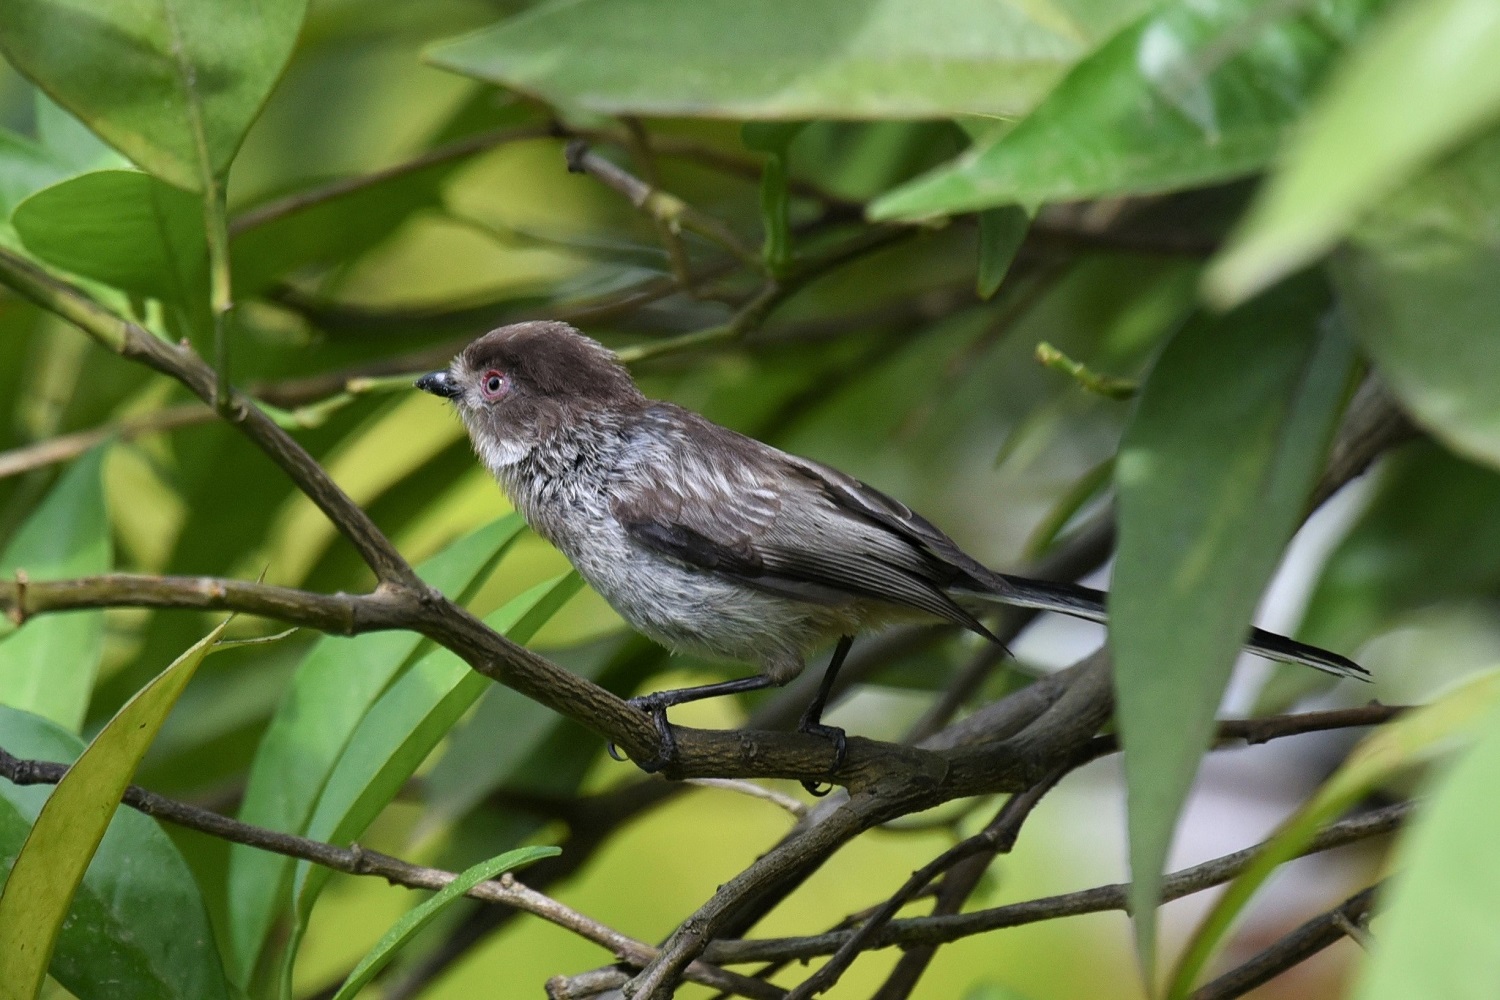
[480,369,507,399]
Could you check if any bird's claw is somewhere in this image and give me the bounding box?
[797,721,847,797]
[607,693,679,773]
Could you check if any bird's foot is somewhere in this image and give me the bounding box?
[607,693,679,773]
[797,721,847,797]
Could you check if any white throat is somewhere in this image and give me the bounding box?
[477,435,531,473]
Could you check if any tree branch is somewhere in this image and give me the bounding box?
[702,802,1409,965]
[0,747,781,1000]
[1188,883,1381,1000]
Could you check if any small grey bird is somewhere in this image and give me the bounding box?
[417,321,1365,777]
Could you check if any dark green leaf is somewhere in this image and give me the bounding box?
[427,0,1150,121]
[0,623,229,1000]
[0,447,111,732]
[328,845,559,1000]
[1110,277,1354,975]
[224,515,524,987]
[1208,0,1500,304]
[0,0,308,189]
[870,0,1382,220]
[1331,128,1500,469]
[0,706,230,1000]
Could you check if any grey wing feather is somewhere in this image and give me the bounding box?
[612,406,998,639]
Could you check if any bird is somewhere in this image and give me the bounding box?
[416,321,1366,782]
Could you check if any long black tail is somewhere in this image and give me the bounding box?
[955,574,1368,681]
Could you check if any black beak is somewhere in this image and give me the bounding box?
[415,371,461,399]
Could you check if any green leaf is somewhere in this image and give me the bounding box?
[328,845,559,1000]
[0,0,308,190]
[280,573,584,991]
[869,0,1382,220]
[427,0,1151,122]
[1110,277,1354,977]
[0,706,230,1000]
[0,621,230,1000]
[12,170,207,309]
[1330,128,1500,470]
[977,205,1029,299]
[225,515,524,987]
[1353,700,1500,1000]
[0,448,111,732]
[1169,669,1500,998]
[1207,0,1500,305]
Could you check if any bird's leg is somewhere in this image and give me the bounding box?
[798,634,854,796]
[608,674,779,773]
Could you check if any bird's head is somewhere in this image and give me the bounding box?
[416,321,644,472]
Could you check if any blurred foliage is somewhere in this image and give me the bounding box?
[0,0,1498,997]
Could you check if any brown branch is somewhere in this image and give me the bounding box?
[1188,883,1381,1000]
[565,140,758,266]
[0,747,781,1000]
[702,802,1409,965]
[0,404,213,481]
[787,751,1100,1000]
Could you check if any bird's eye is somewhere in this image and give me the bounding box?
[480,370,507,399]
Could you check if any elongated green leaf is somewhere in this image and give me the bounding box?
[0,622,229,1000]
[1331,128,1500,470]
[0,0,308,190]
[427,0,1151,122]
[1354,699,1500,1000]
[279,573,583,990]
[0,448,111,731]
[1208,0,1500,305]
[225,515,524,986]
[0,707,229,1000]
[1110,277,1354,976]
[870,0,1382,220]
[329,845,559,1000]
[1169,670,1500,998]
[13,170,207,308]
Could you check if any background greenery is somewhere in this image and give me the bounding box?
[1,0,1499,997]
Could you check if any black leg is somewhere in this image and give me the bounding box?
[799,635,854,796]
[608,674,778,773]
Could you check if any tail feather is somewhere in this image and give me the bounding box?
[956,574,1368,682]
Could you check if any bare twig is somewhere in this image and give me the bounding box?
[685,779,807,820]
[1189,883,1381,1000]
[0,404,212,480]
[0,748,781,1000]
[565,140,758,267]
[701,803,1409,965]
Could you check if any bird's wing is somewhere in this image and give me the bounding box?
[612,405,995,637]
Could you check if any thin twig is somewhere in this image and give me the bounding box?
[685,779,807,820]
[701,803,1408,965]
[0,748,780,1000]
[565,140,758,267]
[1188,883,1381,1000]
[0,404,212,480]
